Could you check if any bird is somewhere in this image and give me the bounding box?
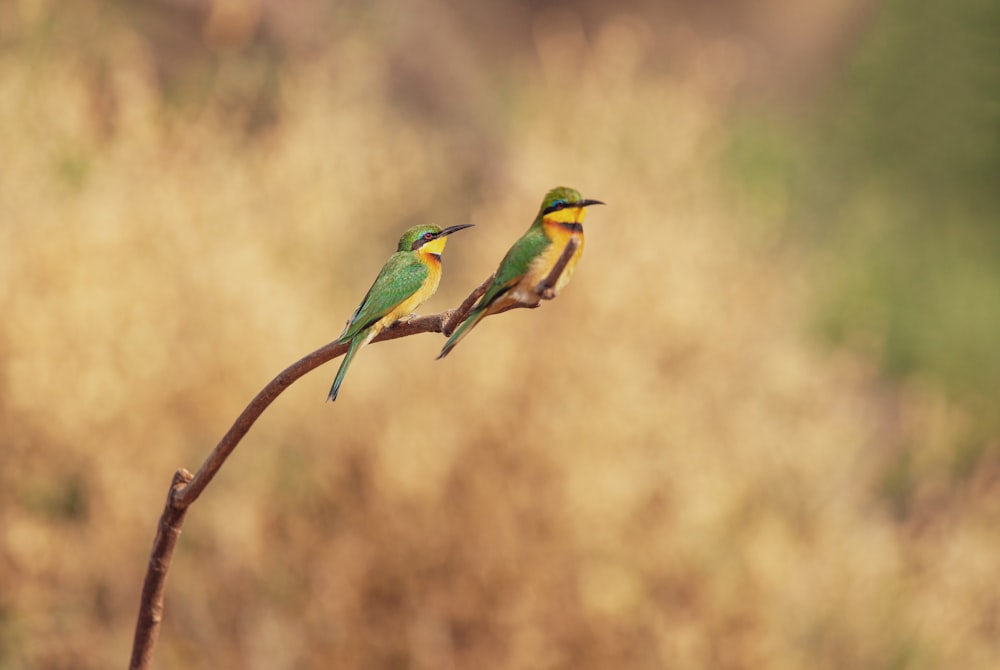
[437,186,603,359]
[328,222,474,401]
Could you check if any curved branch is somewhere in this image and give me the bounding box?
[130,251,574,669]
[175,271,494,509]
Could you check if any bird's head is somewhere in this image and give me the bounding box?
[399,223,475,256]
[538,186,605,225]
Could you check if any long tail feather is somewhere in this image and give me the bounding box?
[327,334,366,402]
[437,306,488,360]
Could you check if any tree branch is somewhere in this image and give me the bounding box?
[130,252,574,669]
[537,236,578,300]
[129,469,192,670]
[443,272,494,335]
[172,273,492,510]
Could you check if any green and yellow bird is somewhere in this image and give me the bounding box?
[437,186,603,359]
[328,223,474,402]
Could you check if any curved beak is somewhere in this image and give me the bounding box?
[438,223,475,237]
[580,199,605,208]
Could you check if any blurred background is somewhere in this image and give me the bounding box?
[1,0,998,668]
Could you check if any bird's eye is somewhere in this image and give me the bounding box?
[423,232,434,240]
[553,200,567,210]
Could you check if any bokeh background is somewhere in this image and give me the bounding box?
[2,0,998,668]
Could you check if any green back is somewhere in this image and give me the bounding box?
[338,250,428,342]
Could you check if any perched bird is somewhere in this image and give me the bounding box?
[437,186,603,359]
[328,223,474,401]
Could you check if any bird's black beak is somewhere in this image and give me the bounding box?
[580,199,605,208]
[438,223,475,237]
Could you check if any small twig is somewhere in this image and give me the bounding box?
[130,253,575,669]
[536,237,579,300]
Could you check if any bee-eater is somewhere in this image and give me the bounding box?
[437,186,603,359]
[328,223,474,401]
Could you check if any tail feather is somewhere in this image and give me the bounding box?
[327,334,366,402]
[437,306,488,360]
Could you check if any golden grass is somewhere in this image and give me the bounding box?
[1,16,997,670]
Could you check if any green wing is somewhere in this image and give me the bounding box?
[480,227,550,306]
[338,252,428,342]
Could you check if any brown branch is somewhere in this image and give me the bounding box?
[129,469,192,670]
[173,272,493,510]
[537,236,579,300]
[129,273,491,669]
[130,253,576,669]
[443,272,494,335]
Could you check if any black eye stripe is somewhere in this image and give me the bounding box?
[543,201,571,215]
[411,231,439,250]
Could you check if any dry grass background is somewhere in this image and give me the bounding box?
[1,3,998,669]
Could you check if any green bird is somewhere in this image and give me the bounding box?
[437,186,603,359]
[328,223,474,402]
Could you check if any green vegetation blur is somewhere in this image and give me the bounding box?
[1,1,997,669]
[729,0,1000,408]
[727,0,1000,520]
